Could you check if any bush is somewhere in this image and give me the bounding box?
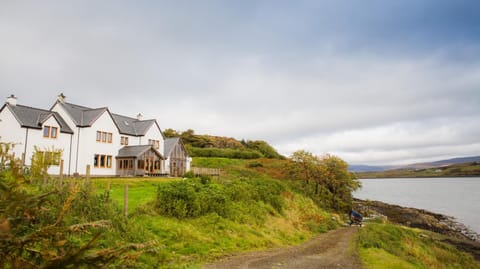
[186,146,263,159]
[183,171,195,178]
[243,140,284,159]
[155,179,228,219]
[154,178,286,222]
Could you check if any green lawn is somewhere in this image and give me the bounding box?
[89,177,180,214]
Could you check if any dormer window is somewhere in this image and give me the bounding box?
[43,126,58,139]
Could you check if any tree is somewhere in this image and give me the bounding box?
[290,150,318,185]
[320,154,361,210]
[289,150,361,211]
[163,128,180,138]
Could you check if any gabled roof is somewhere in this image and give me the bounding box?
[56,101,108,127]
[164,137,189,157]
[111,113,156,136]
[1,103,73,134]
[117,145,164,159]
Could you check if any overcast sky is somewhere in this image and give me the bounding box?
[1,1,479,165]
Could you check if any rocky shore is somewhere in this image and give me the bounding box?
[353,198,480,260]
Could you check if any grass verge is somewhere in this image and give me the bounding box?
[356,223,480,269]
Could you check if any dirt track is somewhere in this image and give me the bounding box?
[203,227,362,269]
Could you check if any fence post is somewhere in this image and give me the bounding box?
[58,160,64,189]
[124,183,129,217]
[85,165,91,187]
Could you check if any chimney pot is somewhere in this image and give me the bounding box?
[6,94,17,106]
[57,93,66,103]
[136,113,143,120]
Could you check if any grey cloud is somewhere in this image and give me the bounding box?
[1,1,479,165]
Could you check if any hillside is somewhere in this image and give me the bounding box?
[350,155,480,173]
[164,128,285,159]
[2,143,479,268]
[355,162,480,178]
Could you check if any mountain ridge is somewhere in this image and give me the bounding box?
[350,155,480,172]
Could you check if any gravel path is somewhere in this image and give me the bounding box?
[202,227,362,269]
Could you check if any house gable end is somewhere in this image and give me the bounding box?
[3,104,73,133]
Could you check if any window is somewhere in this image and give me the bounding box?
[121,136,129,145]
[96,131,113,143]
[100,155,106,167]
[43,126,50,137]
[51,127,58,138]
[94,154,113,168]
[119,159,133,169]
[35,150,61,166]
[148,139,160,149]
[43,126,58,139]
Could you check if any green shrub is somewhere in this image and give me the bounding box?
[183,171,195,178]
[155,179,228,219]
[186,146,263,159]
[154,178,286,222]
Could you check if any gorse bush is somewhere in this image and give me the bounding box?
[155,178,286,223]
[0,143,154,268]
[186,145,263,159]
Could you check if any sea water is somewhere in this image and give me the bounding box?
[353,177,480,233]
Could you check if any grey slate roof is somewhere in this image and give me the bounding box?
[117,145,164,159]
[58,102,108,127]
[164,137,180,157]
[2,104,73,134]
[164,137,189,157]
[111,113,155,136]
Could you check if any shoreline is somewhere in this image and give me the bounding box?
[353,198,480,260]
[353,198,480,242]
[356,175,480,179]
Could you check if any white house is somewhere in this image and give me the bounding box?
[0,93,191,177]
[0,95,74,175]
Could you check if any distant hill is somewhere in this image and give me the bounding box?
[348,164,390,172]
[349,156,480,173]
[401,156,480,170]
[163,128,285,159]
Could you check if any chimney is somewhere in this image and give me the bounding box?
[57,93,66,103]
[6,94,17,106]
[136,113,143,121]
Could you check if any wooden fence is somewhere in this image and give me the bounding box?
[191,167,221,177]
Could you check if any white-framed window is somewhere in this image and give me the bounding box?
[121,136,129,145]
